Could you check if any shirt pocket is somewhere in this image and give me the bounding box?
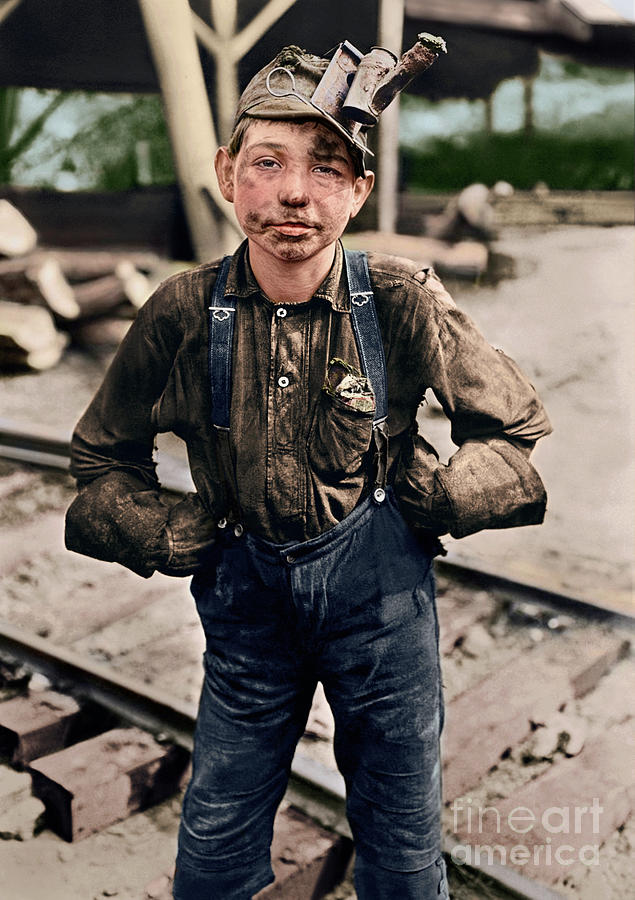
[307,388,374,484]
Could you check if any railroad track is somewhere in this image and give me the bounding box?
[0,423,633,899]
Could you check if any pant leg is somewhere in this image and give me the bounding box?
[312,495,444,896]
[174,537,315,900]
[355,853,450,900]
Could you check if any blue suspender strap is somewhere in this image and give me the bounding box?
[344,249,390,501]
[344,250,388,426]
[208,255,236,431]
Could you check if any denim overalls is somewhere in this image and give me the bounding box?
[174,251,449,900]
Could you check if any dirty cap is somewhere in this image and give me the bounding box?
[231,45,370,177]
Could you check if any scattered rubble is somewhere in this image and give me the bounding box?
[0,767,45,841]
[525,711,588,761]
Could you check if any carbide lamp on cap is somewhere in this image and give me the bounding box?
[233,33,446,176]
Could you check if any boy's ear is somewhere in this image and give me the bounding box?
[350,170,375,220]
[214,147,235,203]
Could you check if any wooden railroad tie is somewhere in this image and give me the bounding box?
[0,689,81,766]
[143,806,353,900]
[28,726,190,842]
[442,632,630,801]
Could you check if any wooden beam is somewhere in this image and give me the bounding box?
[556,0,632,41]
[377,0,405,234]
[232,0,299,61]
[406,0,632,40]
[137,0,241,260]
[561,0,630,25]
[405,0,556,35]
[0,0,22,28]
[193,1,299,143]
[210,0,239,144]
[191,11,222,57]
[193,0,299,64]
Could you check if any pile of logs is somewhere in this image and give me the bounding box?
[0,200,176,371]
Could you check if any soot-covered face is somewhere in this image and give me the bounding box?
[215,119,373,267]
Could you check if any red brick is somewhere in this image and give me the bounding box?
[28,727,189,841]
[255,806,353,899]
[0,690,80,765]
[451,725,635,885]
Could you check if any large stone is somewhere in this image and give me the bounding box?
[0,793,45,840]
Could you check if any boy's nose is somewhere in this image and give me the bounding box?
[278,170,310,207]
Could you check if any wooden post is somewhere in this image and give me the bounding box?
[210,0,240,144]
[523,75,535,134]
[0,0,23,27]
[484,94,494,133]
[137,0,241,261]
[377,0,405,234]
[194,0,303,146]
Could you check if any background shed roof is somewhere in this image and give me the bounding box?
[0,0,631,99]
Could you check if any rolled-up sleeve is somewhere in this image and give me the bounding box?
[65,276,217,577]
[394,270,552,539]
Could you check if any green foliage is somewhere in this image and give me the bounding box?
[402,131,634,192]
[0,87,67,183]
[57,94,175,190]
[7,90,175,191]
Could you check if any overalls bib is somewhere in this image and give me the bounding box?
[174,251,448,900]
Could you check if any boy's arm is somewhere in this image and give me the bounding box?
[395,270,552,539]
[65,278,217,578]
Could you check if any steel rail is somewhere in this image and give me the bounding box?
[1,417,632,622]
[0,620,565,900]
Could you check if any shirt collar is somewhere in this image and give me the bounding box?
[224,239,350,313]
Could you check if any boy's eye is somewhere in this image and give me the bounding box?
[314,165,340,176]
[255,158,280,168]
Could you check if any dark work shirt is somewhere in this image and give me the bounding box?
[66,240,551,577]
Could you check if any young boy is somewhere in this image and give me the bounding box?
[66,41,550,899]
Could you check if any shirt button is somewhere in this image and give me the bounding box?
[277,375,290,388]
[276,307,287,318]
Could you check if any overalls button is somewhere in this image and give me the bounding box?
[277,375,290,388]
[373,487,386,503]
[233,523,244,537]
[276,307,287,318]
[217,517,228,529]
[286,554,296,564]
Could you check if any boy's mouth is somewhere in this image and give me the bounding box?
[270,222,315,236]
